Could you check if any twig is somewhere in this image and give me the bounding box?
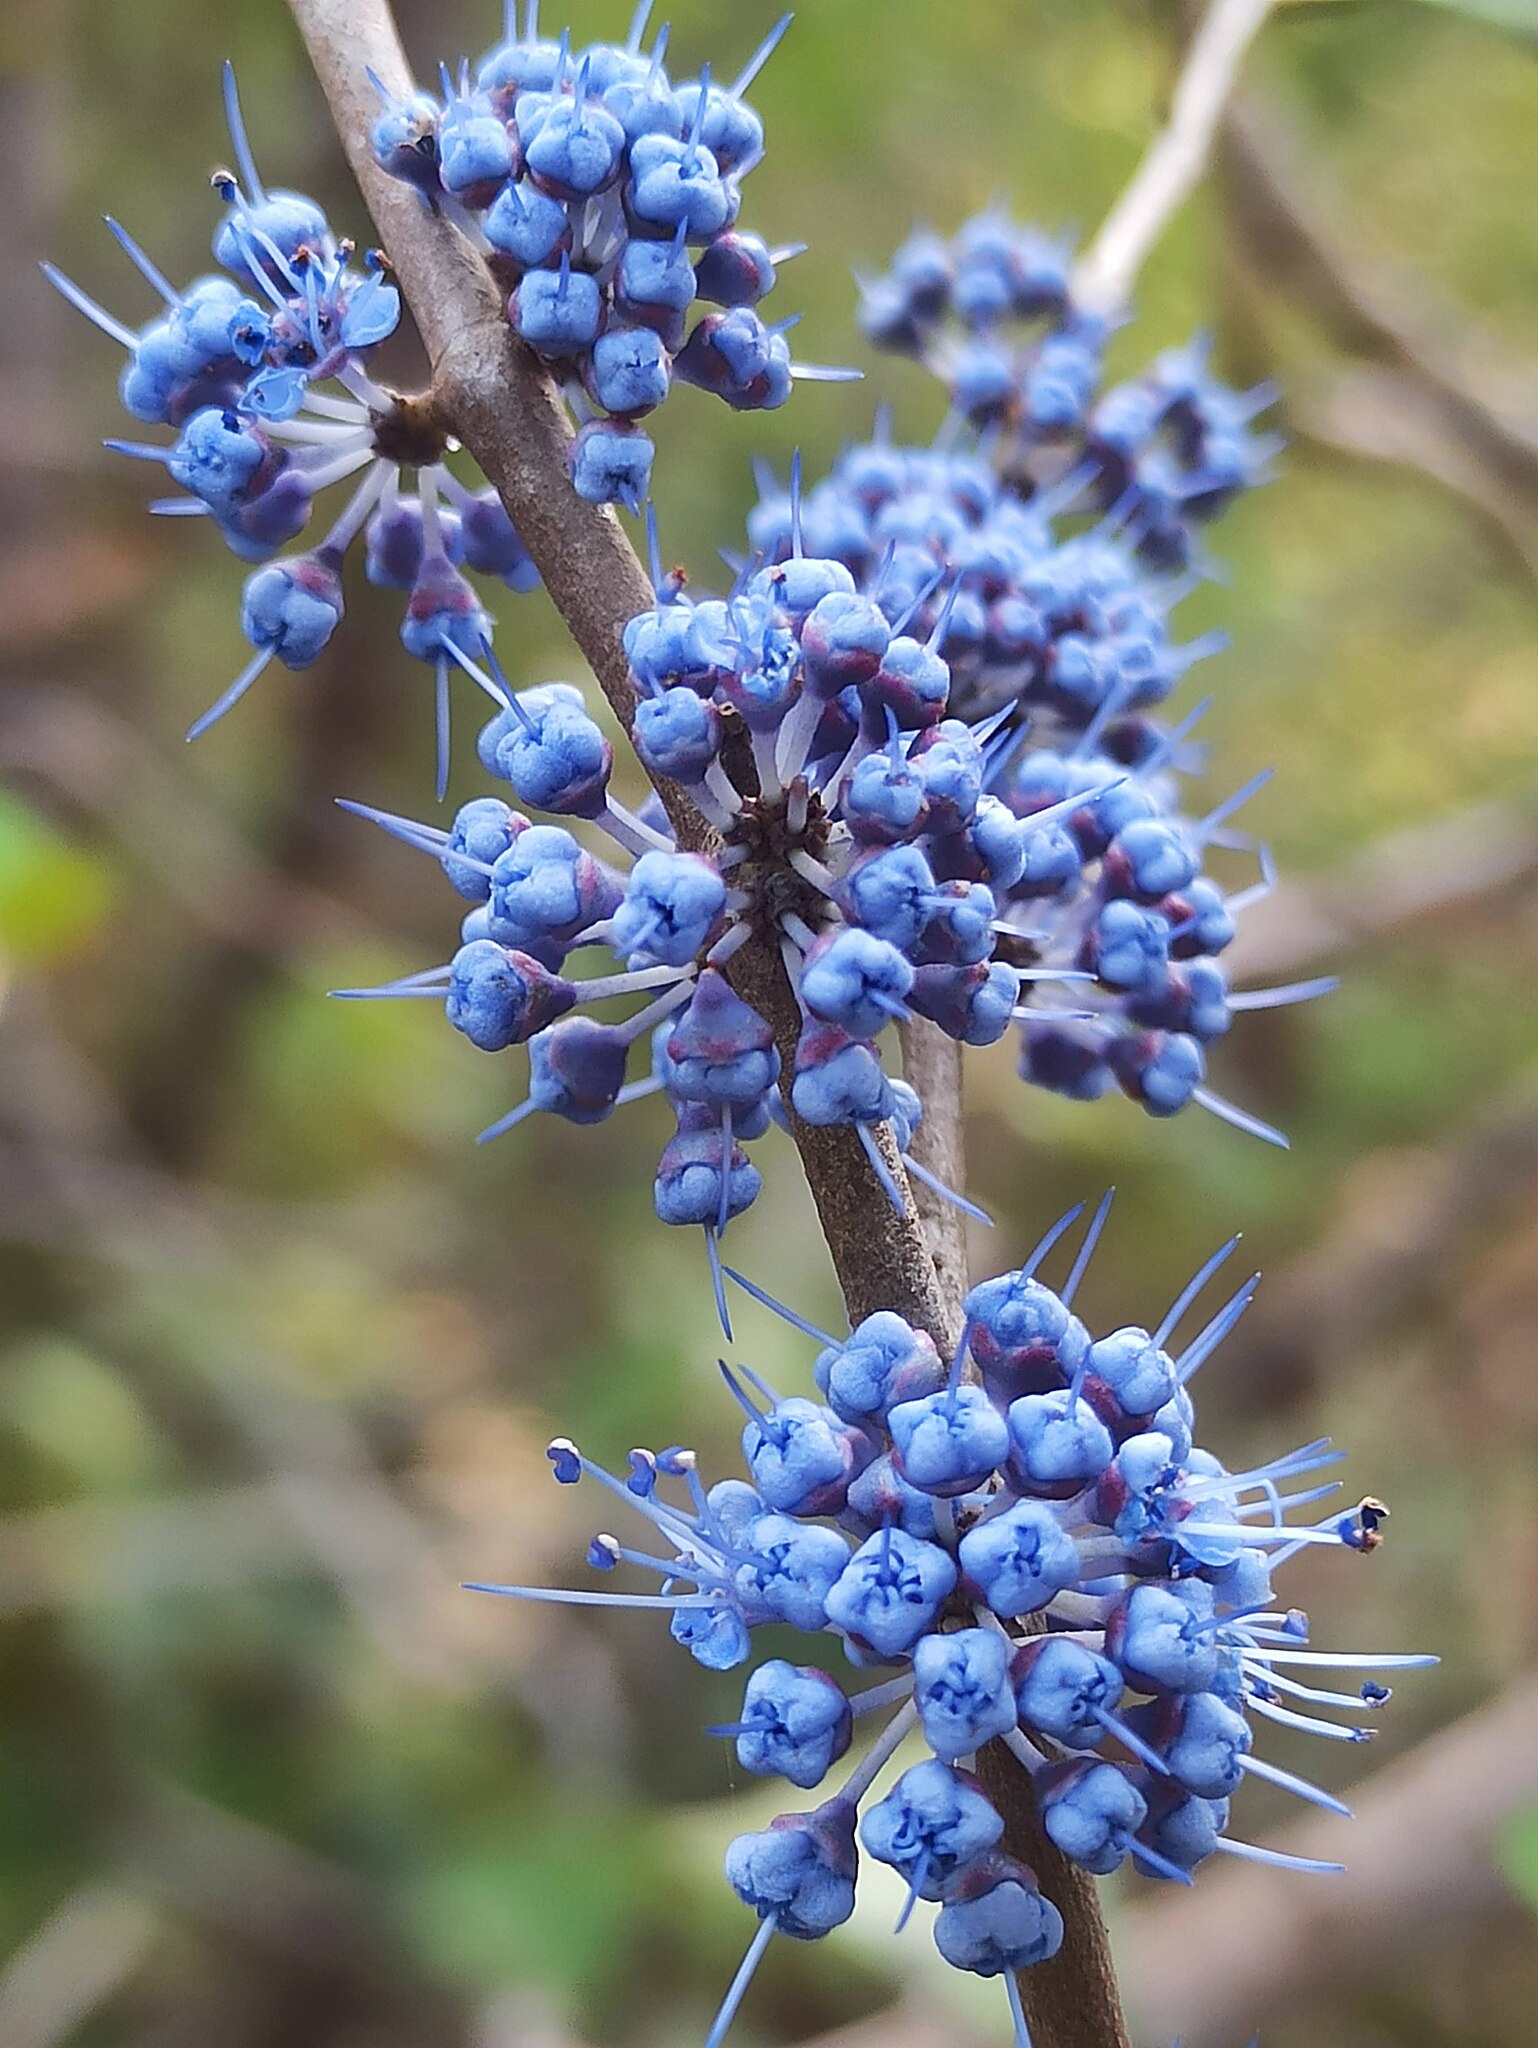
[0,1884,158,2048]
[1294,364,1538,587]
[1226,798,1538,981]
[1074,0,1276,314]
[1220,97,1538,504]
[1118,1675,1538,2046]
[897,1021,970,1333]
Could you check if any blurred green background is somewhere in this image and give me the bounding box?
[2,1,1537,2043]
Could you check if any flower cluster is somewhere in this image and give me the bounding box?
[343,451,1326,1290]
[744,427,1332,1140]
[473,1206,1432,2048]
[858,211,1280,573]
[369,2,852,507]
[47,65,544,792]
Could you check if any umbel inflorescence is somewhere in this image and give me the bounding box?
[46,6,844,795]
[368,0,849,506]
[334,338,1323,1299]
[474,1207,1432,2047]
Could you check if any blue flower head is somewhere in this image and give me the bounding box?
[462,1213,1431,2042]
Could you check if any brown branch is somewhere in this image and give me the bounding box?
[1118,1676,1538,2046]
[1221,97,1538,510]
[1292,364,1538,589]
[898,1022,970,1335]
[977,1741,1134,2048]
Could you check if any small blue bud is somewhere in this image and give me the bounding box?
[724,1799,858,1941]
[859,1759,1002,1897]
[1007,1391,1114,1497]
[732,1661,852,1789]
[445,939,574,1051]
[741,1396,861,1518]
[370,93,442,199]
[800,929,914,1041]
[964,1272,1089,1403]
[1084,1325,1177,1421]
[487,824,621,949]
[441,796,526,900]
[614,850,726,966]
[841,1452,942,1541]
[823,1526,957,1659]
[1038,1759,1147,1875]
[672,1599,752,1671]
[585,323,672,418]
[912,1627,1017,1761]
[888,1385,1010,1498]
[790,1023,895,1129]
[665,970,779,1109]
[1011,1636,1123,1749]
[632,684,722,783]
[735,1513,851,1631]
[491,684,613,820]
[628,133,735,238]
[813,1312,943,1426]
[241,552,343,668]
[694,229,777,307]
[957,1498,1080,1618]
[483,181,571,268]
[654,1109,762,1226]
[843,844,937,953]
[510,260,604,356]
[907,961,1020,1048]
[1106,1580,1220,1696]
[524,91,627,200]
[437,99,515,207]
[933,1853,1064,1977]
[169,407,279,518]
[528,1016,630,1124]
[1155,1690,1253,1798]
[569,419,656,506]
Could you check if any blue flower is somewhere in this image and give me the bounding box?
[934,1853,1064,1976]
[824,1526,957,1659]
[48,67,539,754]
[724,1799,858,1940]
[912,1627,1017,1760]
[859,1758,1003,1899]
[726,1661,853,1788]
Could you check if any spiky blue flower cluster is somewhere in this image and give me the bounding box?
[47,65,542,791]
[858,212,1279,573]
[368,2,850,508]
[472,1205,1433,2048]
[341,454,1327,1290]
[743,428,1333,1138]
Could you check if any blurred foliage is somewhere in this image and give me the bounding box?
[2,2,1538,2046]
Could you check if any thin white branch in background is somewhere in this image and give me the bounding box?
[0,1885,158,2048]
[1074,0,1276,314]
